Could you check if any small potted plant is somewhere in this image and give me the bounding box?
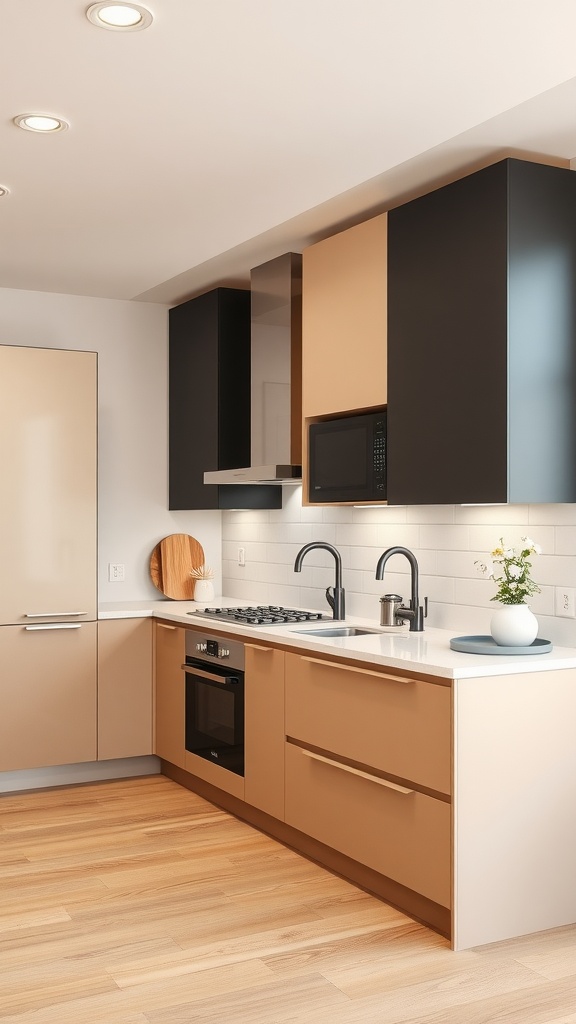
[190,565,216,603]
[475,537,541,646]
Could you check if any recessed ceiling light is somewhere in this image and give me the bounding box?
[86,2,153,29]
[0,185,9,197]
[14,114,69,133]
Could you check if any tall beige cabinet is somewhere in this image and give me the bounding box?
[0,346,98,771]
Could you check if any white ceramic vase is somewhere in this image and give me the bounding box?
[490,603,538,647]
[194,579,214,603]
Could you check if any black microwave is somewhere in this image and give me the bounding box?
[308,409,387,504]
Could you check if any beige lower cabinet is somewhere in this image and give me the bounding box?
[0,621,97,771]
[284,652,451,911]
[154,621,186,769]
[98,618,153,760]
[244,642,285,820]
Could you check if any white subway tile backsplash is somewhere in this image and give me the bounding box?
[455,504,529,524]
[221,521,263,543]
[258,522,314,545]
[375,524,420,549]
[336,522,380,546]
[420,524,470,550]
[406,505,455,524]
[221,499,576,639]
[554,527,576,555]
[529,504,576,525]
[352,505,407,524]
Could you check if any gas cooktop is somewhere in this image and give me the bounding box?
[189,605,329,626]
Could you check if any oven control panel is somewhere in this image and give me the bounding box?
[196,639,230,659]
[186,631,245,671]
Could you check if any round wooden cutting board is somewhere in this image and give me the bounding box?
[149,533,205,600]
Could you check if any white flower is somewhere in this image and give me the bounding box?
[508,564,522,579]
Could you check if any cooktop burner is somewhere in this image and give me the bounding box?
[189,605,328,626]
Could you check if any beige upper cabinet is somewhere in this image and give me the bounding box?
[0,346,97,625]
[302,212,387,420]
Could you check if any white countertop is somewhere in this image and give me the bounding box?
[99,597,576,680]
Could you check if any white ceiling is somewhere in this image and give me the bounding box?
[4,0,576,306]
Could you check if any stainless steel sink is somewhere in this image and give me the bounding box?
[291,626,381,638]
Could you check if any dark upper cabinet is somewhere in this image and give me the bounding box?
[169,288,281,510]
[387,158,576,505]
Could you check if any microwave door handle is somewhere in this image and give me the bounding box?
[181,664,237,686]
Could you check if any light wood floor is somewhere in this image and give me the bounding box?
[1,776,576,1023]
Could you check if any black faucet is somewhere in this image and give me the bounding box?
[375,546,427,632]
[294,542,345,620]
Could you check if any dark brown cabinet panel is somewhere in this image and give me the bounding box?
[169,287,281,510]
[387,158,576,504]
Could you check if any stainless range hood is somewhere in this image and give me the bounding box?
[204,252,302,485]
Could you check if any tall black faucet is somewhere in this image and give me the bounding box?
[294,542,345,620]
[375,546,427,632]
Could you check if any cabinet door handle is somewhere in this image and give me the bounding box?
[245,643,273,652]
[157,623,177,630]
[299,656,413,684]
[25,623,83,631]
[25,611,87,618]
[301,749,414,794]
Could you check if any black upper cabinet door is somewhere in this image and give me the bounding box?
[387,158,576,505]
[168,288,281,510]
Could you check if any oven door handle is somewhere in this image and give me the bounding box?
[181,664,239,686]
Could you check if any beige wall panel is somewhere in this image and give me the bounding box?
[302,213,387,419]
[0,346,97,625]
[453,668,576,950]
[0,622,97,771]
[285,740,450,908]
[244,643,285,820]
[285,653,451,795]
[154,622,186,770]
[98,618,153,760]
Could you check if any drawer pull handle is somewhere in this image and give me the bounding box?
[157,623,177,631]
[25,611,87,618]
[245,643,273,652]
[301,749,414,794]
[25,623,83,631]
[300,656,412,684]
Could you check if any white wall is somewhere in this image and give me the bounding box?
[0,287,222,603]
[222,488,576,646]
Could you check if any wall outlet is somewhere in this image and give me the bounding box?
[108,563,125,582]
[237,547,245,567]
[555,587,576,618]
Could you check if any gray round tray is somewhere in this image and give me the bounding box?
[450,635,553,656]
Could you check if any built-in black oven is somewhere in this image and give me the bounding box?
[183,632,245,777]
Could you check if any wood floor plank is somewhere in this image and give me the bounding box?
[2,775,576,1024]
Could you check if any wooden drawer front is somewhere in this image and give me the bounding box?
[285,654,451,795]
[285,741,451,908]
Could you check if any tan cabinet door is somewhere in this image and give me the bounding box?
[0,622,97,771]
[98,618,153,760]
[0,346,97,625]
[302,213,387,419]
[285,740,451,909]
[244,643,285,820]
[285,653,451,796]
[154,621,186,769]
